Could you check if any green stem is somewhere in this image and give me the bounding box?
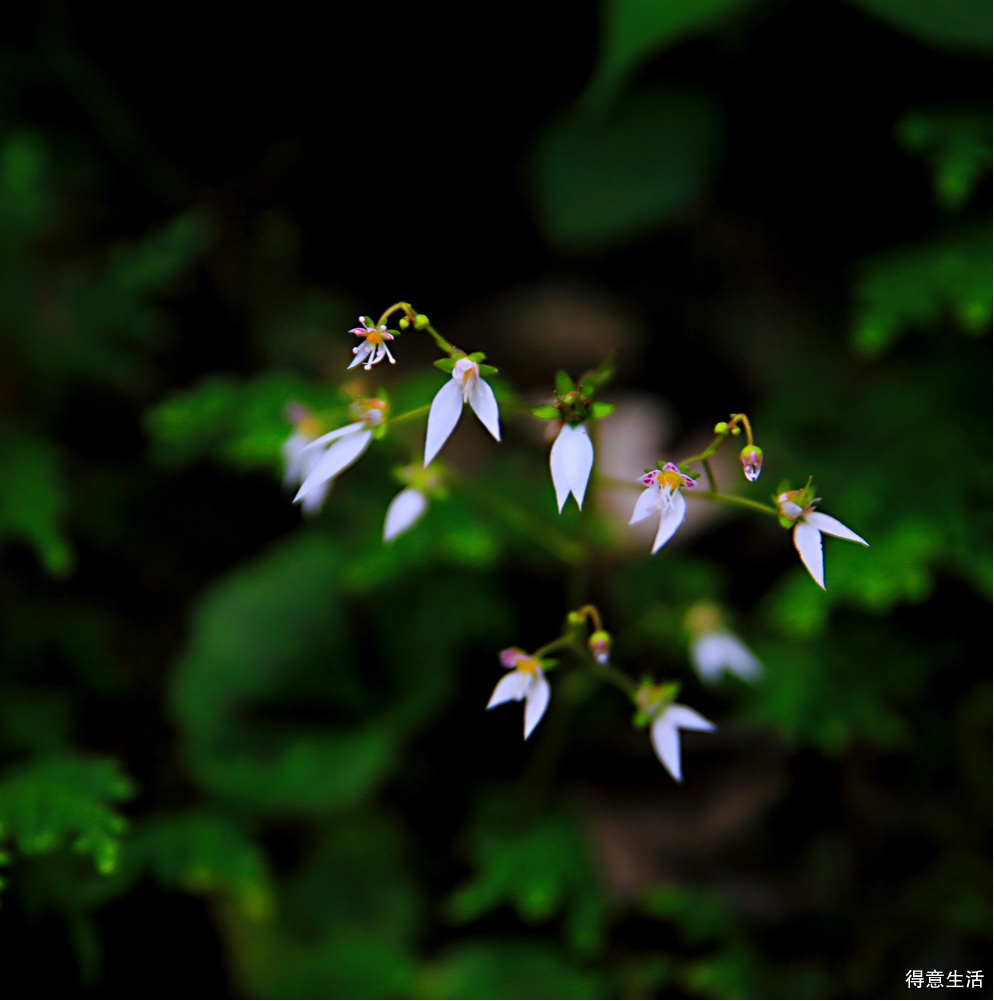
[688,490,779,517]
[389,403,431,425]
[677,434,725,469]
[590,659,638,699]
[454,476,585,565]
[376,301,416,328]
[703,458,717,492]
[424,323,459,357]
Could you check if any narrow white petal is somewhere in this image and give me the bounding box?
[487,670,528,709]
[523,672,550,740]
[794,521,825,589]
[424,380,464,466]
[629,486,661,525]
[549,425,573,512]
[651,491,686,553]
[302,422,366,451]
[650,713,684,782]
[564,424,594,509]
[282,432,309,486]
[347,343,371,369]
[294,430,372,502]
[300,480,332,517]
[664,703,716,733]
[466,376,501,442]
[383,488,428,542]
[806,511,868,546]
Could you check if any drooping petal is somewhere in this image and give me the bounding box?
[691,631,763,683]
[465,374,501,442]
[806,511,868,546]
[650,711,684,782]
[299,479,332,517]
[793,520,825,589]
[629,486,661,525]
[523,671,550,740]
[383,488,428,542]
[424,379,464,466]
[487,670,529,709]
[294,429,372,502]
[282,431,310,487]
[651,491,686,553]
[549,424,573,512]
[303,422,367,451]
[562,424,594,509]
[650,704,715,782]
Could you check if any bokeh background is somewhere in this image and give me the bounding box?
[0,1,989,997]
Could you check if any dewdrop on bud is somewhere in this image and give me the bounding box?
[588,630,612,664]
[739,445,764,482]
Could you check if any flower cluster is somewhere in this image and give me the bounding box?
[277,305,870,788]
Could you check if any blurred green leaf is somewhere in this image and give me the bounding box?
[845,0,991,53]
[532,88,721,252]
[127,811,272,918]
[448,808,610,956]
[0,426,72,575]
[851,224,991,356]
[584,0,758,110]
[147,372,333,472]
[419,940,609,1000]
[0,756,134,879]
[898,106,992,209]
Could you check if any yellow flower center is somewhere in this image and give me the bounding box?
[515,657,539,675]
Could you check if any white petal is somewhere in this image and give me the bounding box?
[549,424,573,512]
[523,672,550,740]
[466,375,501,442]
[629,486,661,525]
[793,521,825,589]
[294,429,372,502]
[665,703,716,733]
[300,479,332,517]
[487,670,528,709]
[806,511,868,546]
[282,432,309,486]
[650,704,715,782]
[424,379,464,466]
[383,488,428,542]
[563,424,594,509]
[347,343,371,369]
[651,491,686,553]
[302,422,367,451]
[692,632,762,683]
[650,712,684,782]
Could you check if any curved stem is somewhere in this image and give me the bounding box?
[687,490,779,517]
[389,403,431,425]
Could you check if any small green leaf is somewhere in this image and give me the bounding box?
[531,405,561,419]
[433,358,457,373]
[555,370,575,395]
[591,402,616,419]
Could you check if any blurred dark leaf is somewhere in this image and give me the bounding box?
[845,0,992,53]
[531,88,721,252]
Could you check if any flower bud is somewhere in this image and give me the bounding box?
[739,445,764,482]
[588,630,611,664]
[399,317,410,329]
[413,313,430,329]
[713,421,729,435]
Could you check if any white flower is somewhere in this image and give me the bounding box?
[691,630,762,683]
[650,704,716,783]
[424,357,500,466]
[348,319,396,370]
[383,487,428,542]
[629,463,696,553]
[777,487,868,589]
[486,648,550,740]
[550,422,594,512]
[282,405,332,516]
[293,398,387,505]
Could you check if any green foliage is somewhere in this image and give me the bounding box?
[898,106,992,209]
[147,372,334,472]
[531,88,721,251]
[844,0,992,53]
[852,224,992,356]
[125,811,273,918]
[448,806,610,956]
[584,0,758,110]
[0,757,134,882]
[0,426,72,574]
[419,941,609,1000]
